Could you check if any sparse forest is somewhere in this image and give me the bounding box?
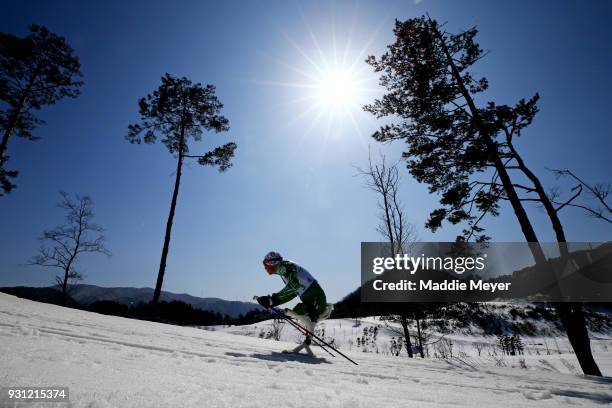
[0,5,610,400]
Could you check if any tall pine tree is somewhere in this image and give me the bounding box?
[127,74,236,306]
[364,16,600,375]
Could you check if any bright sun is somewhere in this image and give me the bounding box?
[253,11,381,141]
[316,69,358,107]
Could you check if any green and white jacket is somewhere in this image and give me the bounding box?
[272,260,317,304]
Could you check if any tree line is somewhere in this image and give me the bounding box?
[87,299,272,327]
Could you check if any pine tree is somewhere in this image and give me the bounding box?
[127,74,236,306]
[364,15,601,376]
[0,25,83,195]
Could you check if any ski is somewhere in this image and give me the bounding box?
[270,307,358,365]
[252,296,335,357]
[270,308,336,358]
[282,344,313,356]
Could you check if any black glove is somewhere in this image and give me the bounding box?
[256,295,273,308]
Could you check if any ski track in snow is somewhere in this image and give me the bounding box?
[1,293,611,408]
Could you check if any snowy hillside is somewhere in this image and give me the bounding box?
[1,293,611,408]
[215,312,612,377]
[215,302,612,376]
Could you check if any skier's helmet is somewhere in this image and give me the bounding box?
[263,251,283,267]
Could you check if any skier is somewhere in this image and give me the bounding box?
[255,251,333,354]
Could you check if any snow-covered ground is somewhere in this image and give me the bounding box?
[1,293,611,408]
[214,313,612,377]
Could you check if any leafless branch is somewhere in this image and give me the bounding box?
[356,150,418,256]
[29,191,111,304]
[548,168,611,223]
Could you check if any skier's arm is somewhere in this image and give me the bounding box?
[272,283,298,305]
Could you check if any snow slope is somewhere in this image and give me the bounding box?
[1,293,611,408]
[215,314,612,376]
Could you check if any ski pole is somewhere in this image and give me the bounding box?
[268,307,336,358]
[271,307,358,366]
[253,296,334,357]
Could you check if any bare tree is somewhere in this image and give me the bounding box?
[548,169,611,224]
[30,191,110,305]
[414,310,425,358]
[269,318,285,341]
[357,152,418,256]
[358,151,419,357]
[473,342,487,357]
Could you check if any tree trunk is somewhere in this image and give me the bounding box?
[382,193,395,256]
[399,314,413,358]
[61,267,69,306]
[0,97,27,161]
[432,22,543,257]
[415,312,425,358]
[557,303,601,375]
[152,131,186,305]
[0,121,15,160]
[507,141,601,376]
[61,258,74,307]
[506,140,568,245]
[0,71,36,162]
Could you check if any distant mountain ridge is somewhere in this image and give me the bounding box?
[0,284,261,318]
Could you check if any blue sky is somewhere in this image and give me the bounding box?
[1,0,610,303]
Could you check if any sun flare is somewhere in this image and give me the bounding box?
[316,68,358,107]
[253,9,383,142]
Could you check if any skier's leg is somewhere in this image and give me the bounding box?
[290,300,333,321]
[289,303,315,330]
[302,341,314,356]
[289,335,313,355]
[319,303,334,321]
[287,285,328,352]
[286,303,315,352]
[287,283,327,323]
[287,302,307,317]
[306,301,319,323]
[299,282,327,323]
